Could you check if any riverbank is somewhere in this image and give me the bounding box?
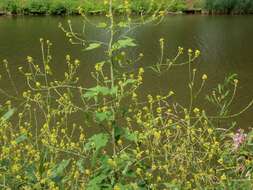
[0,0,187,16]
[1,0,253,16]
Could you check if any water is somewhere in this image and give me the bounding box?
[0,15,252,127]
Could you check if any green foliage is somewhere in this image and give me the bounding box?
[84,43,102,51]
[0,0,187,15]
[205,0,253,14]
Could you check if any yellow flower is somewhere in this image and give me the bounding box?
[156,107,162,114]
[159,38,164,43]
[193,107,200,114]
[117,139,123,146]
[95,62,104,72]
[159,10,165,16]
[11,164,20,173]
[188,48,193,55]
[202,74,208,80]
[218,158,223,165]
[234,79,239,85]
[168,91,175,96]
[27,56,33,63]
[139,53,144,57]
[138,67,144,74]
[132,92,137,99]
[36,82,41,88]
[108,158,117,167]
[220,174,227,181]
[154,131,161,141]
[147,95,153,103]
[178,46,184,54]
[207,128,213,134]
[136,168,142,175]
[79,133,85,141]
[195,50,201,57]
[85,169,91,175]
[151,164,157,171]
[114,185,121,190]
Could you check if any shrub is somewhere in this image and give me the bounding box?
[26,0,49,15]
[205,0,253,14]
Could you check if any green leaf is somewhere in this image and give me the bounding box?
[114,126,125,141]
[112,37,137,50]
[76,159,85,173]
[82,85,118,100]
[15,134,28,144]
[123,79,136,87]
[124,128,138,142]
[1,108,15,121]
[97,22,107,28]
[25,164,37,183]
[84,133,109,152]
[95,111,113,123]
[118,21,128,28]
[50,159,70,180]
[87,174,108,190]
[84,43,101,51]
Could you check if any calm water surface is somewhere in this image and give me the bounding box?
[0,15,252,127]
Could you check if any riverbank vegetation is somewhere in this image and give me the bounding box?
[0,0,253,15]
[205,0,253,14]
[0,0,186,15]
[1,0,253,189]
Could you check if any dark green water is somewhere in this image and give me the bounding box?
[0,15,252,127]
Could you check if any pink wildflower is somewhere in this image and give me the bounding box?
[233,129,246,150]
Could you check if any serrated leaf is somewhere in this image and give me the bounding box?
[112,37,137,50]
[84,43,101,51]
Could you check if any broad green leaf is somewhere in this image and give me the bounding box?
[84,133,109,152]
[82,90,98,99]
[95,111,113,123]
[83,85,118,100]
[112,37,137,50]
[50,159,71,180]
[84,43,101,51]
[97,22,107,28]
[1,108,15,121]
[124,128,138,142]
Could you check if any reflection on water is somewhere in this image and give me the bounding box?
[0,15,252,127]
